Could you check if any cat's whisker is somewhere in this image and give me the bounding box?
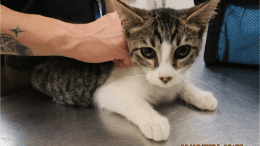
[144,82,152,93]
[185,31,194,36]
[188,75,223,88]
[176,75,184,82]
[180,85,190,109]
[123,75,146,80]
[191,73,232,88]
[185,36,197,39]
[186,76,224,96]
[171,75,184,85]
[124,75,146,78]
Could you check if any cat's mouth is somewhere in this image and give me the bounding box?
[148,78,183,88]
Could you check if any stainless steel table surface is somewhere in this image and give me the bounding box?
[1,52,259,146]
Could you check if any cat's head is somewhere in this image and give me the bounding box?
[114,0,219,87]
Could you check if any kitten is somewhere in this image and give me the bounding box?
[30,0,219,141]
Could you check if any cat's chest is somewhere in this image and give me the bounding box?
[145,83,182,104]
[106,66,182,104]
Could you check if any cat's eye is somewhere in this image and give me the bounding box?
[174,45,191,59]
[140,47,156,59]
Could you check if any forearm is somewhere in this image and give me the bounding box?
[0,5,73,56]
[0,3,130,66]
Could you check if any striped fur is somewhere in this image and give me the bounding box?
[121,5,214,70]
[30,0,218,107]
[31,57,114,107]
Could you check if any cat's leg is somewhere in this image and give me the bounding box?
[94,83,170,141]
[179,80,217,110]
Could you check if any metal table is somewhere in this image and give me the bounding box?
[1,50,259,146]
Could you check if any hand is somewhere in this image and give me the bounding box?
[59,12,131,67]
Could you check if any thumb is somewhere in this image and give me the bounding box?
[112,60,121,67]
[121,56,131,67]
[112,58,131,67]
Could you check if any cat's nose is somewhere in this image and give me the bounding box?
[159,76,172,84]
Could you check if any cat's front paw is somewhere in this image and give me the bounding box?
[138,116,170,141]
[195,91,217,111]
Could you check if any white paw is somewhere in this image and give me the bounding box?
[196,91,217,110]
[138,116,170,141]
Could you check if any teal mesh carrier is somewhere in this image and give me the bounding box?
[203,0,259,66]
[218,4,259,65]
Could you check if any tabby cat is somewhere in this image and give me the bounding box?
[30,0,219,141]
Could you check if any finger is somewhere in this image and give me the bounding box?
[113,59,130,67]
[121,56,131,67]
[112,60,120,67]
[113,59,127,67]
[115,48,131,67]
[121,46,131,67]
[117,40,131,67]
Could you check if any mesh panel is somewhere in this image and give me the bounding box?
[217,4,259,65]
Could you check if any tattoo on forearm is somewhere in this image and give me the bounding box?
[10,26,24,37]
[1,34,33,56]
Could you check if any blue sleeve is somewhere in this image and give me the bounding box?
[93,0,107,20]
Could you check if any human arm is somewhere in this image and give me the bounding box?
[0,4,70,56]
[0,4,131,67]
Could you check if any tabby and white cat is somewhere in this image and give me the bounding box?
[31,0,219,141]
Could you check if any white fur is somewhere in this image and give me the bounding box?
[147,42,185,88]
[93,41,217,141]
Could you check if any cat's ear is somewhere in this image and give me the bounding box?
[182,0,219,26]
[114,0,148,29]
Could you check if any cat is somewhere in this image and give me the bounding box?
[30,0,219,141]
